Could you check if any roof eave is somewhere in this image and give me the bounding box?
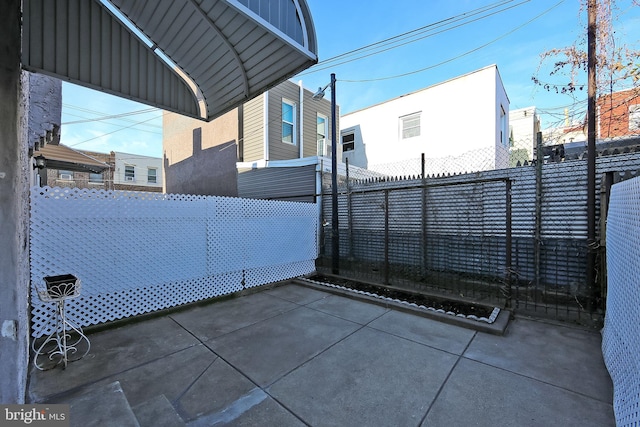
[22,0,318,122]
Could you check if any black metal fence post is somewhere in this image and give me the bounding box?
[384,189,390,286]
[534,132,543,309]
[505,178,512,308]
[421,153,427,280]
[599,171,614,310]
[346,158,354,261]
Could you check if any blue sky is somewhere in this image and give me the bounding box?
[61,0,640,157]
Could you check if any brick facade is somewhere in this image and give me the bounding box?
[598,88,640,138]
[44,150,163,193]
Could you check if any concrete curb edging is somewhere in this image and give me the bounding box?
[292,277,510,336]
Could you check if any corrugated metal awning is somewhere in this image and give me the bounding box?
[33,144,110,173]
[22,0,318,121]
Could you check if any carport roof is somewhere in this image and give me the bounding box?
[22,0,318,121]
[33,144,110,174]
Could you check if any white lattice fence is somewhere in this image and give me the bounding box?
[30,187,318,337]
[603,176,640,427]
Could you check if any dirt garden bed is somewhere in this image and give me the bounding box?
[307,273,497,321]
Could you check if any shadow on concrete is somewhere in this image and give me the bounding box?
[28,281,614,427]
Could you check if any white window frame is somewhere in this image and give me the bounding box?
[317,113,327,141]
[317,113,328,156]
[124,165,135,182]
[147,167,157,184]
[282,99,297,145]
[400,112,421,140]
[342,132,355,152]
[58,170,74,180]
[500,105,508,147]
[629,104,640,131]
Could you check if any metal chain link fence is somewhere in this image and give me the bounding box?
[319,147,640,324]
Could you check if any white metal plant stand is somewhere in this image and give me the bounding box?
[32,274,90,370]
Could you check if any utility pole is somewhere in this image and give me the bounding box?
[586,0,597,310]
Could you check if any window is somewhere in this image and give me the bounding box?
[342,133,355,152]
[282,99,296,144]
[500,105,508,146]
[89,173,103,183]
[124,165,135,182]
[58,170,74,180]
[147,168,157,184]
[400,112,421,139]
[317,114,327,141]
[629,105,640,131]
[317,114,327,156]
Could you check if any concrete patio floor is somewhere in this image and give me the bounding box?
[27,282,614,426]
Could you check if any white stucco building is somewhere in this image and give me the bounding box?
[340,65,510,176]
[509,106,541,166]
[113,151,163,190]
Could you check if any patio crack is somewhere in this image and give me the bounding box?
[457,357,615,406]
[419,330,478,426]
[262,313,391,425]
[171,357,218,407]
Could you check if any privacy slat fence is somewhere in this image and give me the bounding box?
[320,152,640,322]
[602,176,640,427]
[30,187,317,337]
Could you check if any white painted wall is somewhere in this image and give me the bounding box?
[542,124,586,146]
[114,152,163,188]
[509,106,540,162]
[340,65,510,175]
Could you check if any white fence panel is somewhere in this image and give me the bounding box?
[30,187,317,337]
[603,176,640,427]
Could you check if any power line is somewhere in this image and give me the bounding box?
[314,0,518,65]
[63,104,162,127]
[68,112,169,148]
[63,112,162,135]
[341,0,565,83]
[62,108,161,126]
[64,103,158,115]
[298,0,530,77]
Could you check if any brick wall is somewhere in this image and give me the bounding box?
[598,89,640,138]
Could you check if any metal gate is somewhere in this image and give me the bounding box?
[320,175,512,309]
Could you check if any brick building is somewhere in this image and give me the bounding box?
[33,145,163,193]
[598,88,640,138]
